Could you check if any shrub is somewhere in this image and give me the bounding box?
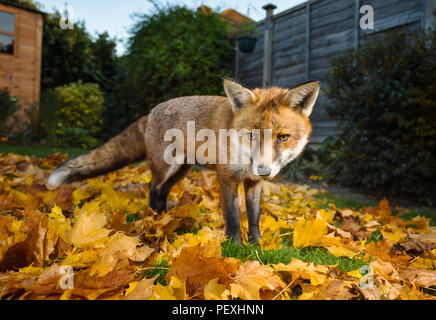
[322,29,436,205]
[54,81,105,137]
[54,127,98,150]
[38,81,105,149]
[120,5,234,118]
[0,90,19,137]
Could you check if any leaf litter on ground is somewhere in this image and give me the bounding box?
[0,153,435,300]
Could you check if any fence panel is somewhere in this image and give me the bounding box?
[238,0,427,144]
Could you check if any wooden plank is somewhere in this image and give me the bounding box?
[273,23,306,42]
[305,3,311,81]
[311,16,355,39]
[361,10,423,35]
[310,41,355,60]
[33,13,42,103]
[362,0,423,21]
[310,28,355,50]
[311,7,355,30]
[312,120,341,128]
[311,0,355,18]
[273,51,306,69]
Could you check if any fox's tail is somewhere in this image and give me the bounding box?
[48,116,148,186]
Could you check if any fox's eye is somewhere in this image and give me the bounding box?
[278,134,291,142]
[248,132,256,141]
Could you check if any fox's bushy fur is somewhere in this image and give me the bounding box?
[49,79,320,243]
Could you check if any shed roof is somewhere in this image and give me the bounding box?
[0,1,45,15]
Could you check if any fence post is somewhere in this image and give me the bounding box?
[354,0,360,49]
[235,41,240,79]
[425,0,436,30]
[262,3,276,88]
[305,3,311,82]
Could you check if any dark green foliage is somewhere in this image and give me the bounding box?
[0,144,86,158]
[115,5,233,127]
[282,148,323,183]
[41,12,117,93]
[39,82,105,149]
[0,90,19,136]
[322,29,436,205]
[1,0,40,10]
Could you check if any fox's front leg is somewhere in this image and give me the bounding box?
[218,176,241,243]
[244,179,262,245]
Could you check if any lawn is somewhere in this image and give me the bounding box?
[0,144,87,159]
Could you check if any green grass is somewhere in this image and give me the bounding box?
[221,240,367,272]
[138,257,170,286]
[401,208,436,226]
[0,144,87,159]
[314,193,375,210]
[315,192,436,225]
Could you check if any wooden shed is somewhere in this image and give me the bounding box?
[0,1,43,110]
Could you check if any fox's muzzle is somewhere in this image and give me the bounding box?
[254,166,272,177]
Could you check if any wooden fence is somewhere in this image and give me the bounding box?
[238,0,433,144]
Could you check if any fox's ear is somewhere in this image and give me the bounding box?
[285,81,320,117]
[223,78,256,111]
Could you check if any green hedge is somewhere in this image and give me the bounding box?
[40,81,105,149]
[0,90,19,136]
[321,29,436,205]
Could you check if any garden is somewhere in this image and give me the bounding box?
[0,0,435,300]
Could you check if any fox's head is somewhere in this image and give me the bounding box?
[223,78,320,179]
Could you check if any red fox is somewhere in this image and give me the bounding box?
[48,78,320,244]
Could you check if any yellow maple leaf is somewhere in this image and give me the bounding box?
[47,204,72,242]
[62,250,99,268]
[89,233,153,277]
[293,213,328,248]
[381,226,407,243]
[71,203,111,249]
[273,258,328,286]
[204,278,230,300]
[123,277,156,300]
[230,261,285,300]
[148,283,177,300]
[325,245,359,258]
[124,281,139,296]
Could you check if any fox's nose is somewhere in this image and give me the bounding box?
[256,166,271,177]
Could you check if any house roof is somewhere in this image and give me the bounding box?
[0,1,45,15]
[220,8,254,25]
[197,5,254,25]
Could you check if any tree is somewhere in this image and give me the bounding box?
[41,12,96,91]
[123,5,234,114]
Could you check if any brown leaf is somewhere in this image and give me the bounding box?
[166,244,240,299]
[375,197,392,217]
[399,239,436,254]
[319,279,358,300]
[357,285,381,300]
[53,187,74,211]
[341,218,366,239]
[123,277,156,300]
[230,261,285,300]
[399,268,436,288]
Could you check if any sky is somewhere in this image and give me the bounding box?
[38,0,307,55]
